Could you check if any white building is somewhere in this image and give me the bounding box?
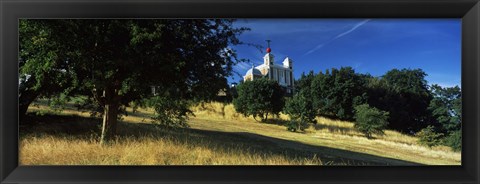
[243,46,295,94]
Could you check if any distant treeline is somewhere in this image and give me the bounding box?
[295,67,460,133]
[232,67,461,151]
[297,67,460,150]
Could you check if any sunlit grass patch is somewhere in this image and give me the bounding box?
[20,117,324,165]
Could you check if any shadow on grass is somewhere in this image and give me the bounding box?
[20,113,422,166]
[20,113,101,138]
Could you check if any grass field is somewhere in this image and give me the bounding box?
[19,101,461,165]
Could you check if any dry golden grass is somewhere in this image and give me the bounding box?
[20,134,322,165]
[314,117,418,145]
[20,101,461,165]
[190,102,251,122]
[22,102,325,165]
[189,102,461,165]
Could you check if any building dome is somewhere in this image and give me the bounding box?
[246,67,262,76]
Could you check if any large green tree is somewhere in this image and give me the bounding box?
[310,67,367,120]
[233,78,285,122]
[428,84,461,133]
[19,20,81,119]
[375,68,433,133]
[428,84,462,151]
[19,19,247,144]
[295,71,315,94]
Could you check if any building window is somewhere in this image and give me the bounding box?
[286,71,290,85]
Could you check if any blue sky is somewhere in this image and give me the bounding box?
[229,19,461,88]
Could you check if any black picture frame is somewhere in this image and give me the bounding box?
[1,0,479,183]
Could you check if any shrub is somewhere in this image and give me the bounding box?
[148,96,192,128]
[443,130,461,152]
[283,91,316,132]
[416,125,444,147]
[353,104,389,139]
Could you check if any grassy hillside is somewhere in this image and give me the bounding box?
[19,101,461,165]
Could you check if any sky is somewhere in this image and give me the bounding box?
[228,19,461,88]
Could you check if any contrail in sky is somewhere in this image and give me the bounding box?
[304,19,371,56]
[333,19,371,39]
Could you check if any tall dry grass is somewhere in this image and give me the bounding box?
[190,102,249,121]
[20,134,322,165]
[189,102,461,165]
[313,117,418,145]
[21,104,325,165]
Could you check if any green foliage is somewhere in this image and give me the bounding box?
[353,104,389,139]
[19,19,247,141]
[426,84,461,152]
[283,90,316,132]
[295,71,315,93]
[72,96,105,117]
[443,130,461,152]
[416,125,444,147]
[428,85,461,134]
[310,67,367,120]
[47,93,69,111]
[147,96,192,128]
[366,68,432,133]
[233,78,285,122]
[19,20,80,117]
[20,19,247,104]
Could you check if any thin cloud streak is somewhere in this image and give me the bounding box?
[333,19,371,39]
[234,62,252,70]
[235,19,342,36]
[304,44,325,56]
[304,19,371,56]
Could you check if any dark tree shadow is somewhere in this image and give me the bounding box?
[20,113,101,137]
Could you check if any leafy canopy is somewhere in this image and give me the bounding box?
[283,90,316,132]
[353,104,389,139]
[378,69,432,133]
[310,67,367,120]
[19,19,248,143]
[233,78,285,122]
[428,84,462,133]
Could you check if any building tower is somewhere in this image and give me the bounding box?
[242,40,295,94]
[263,40,274,66]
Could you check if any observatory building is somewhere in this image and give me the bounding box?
[243,41,295,93]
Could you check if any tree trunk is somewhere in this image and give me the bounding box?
[262,112,269,122]
[100,103,118,145]
[99,87,120,145]
[253,115,260,122]
[19,89,40,122]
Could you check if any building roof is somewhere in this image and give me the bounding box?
[246,66,263,76]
